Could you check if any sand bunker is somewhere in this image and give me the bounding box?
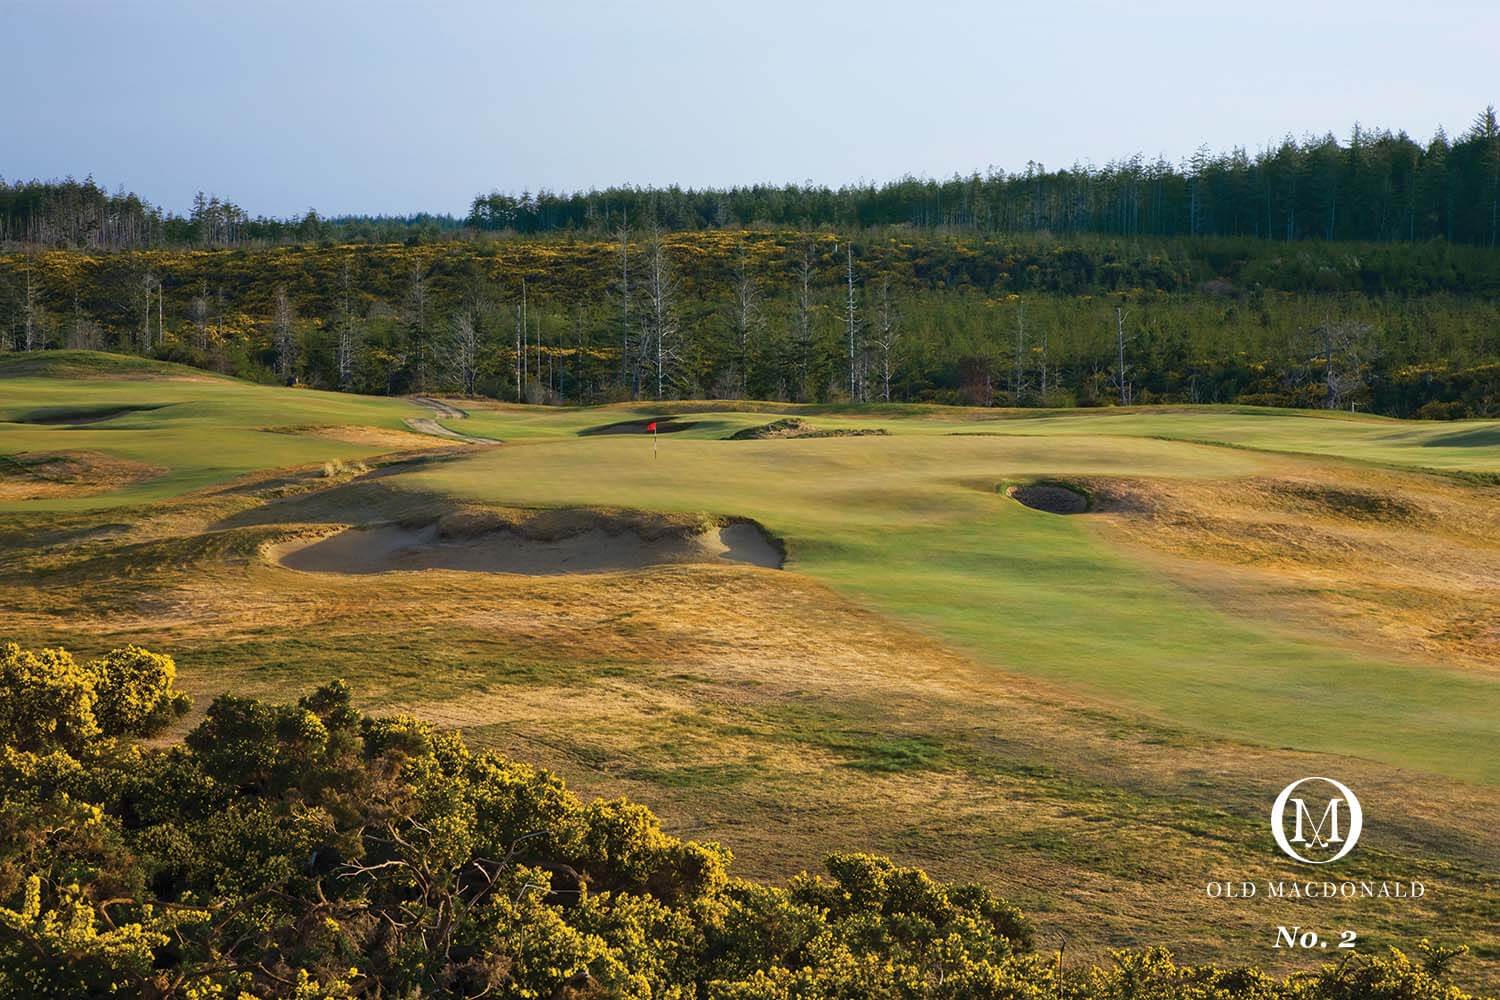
[579,416,697,436]
[728,418,889,440]
[1007,483,1089,514]
[275,517,782,575]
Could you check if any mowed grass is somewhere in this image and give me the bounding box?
[399,428,1499,782]
[963,408,1500,474]
[0,351,432,508]
[446,397,1500,473]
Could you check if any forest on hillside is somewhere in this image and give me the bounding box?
[1,232,1497,417]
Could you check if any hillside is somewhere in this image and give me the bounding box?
[2,234,1497,417]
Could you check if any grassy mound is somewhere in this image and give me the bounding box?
[0,349,216,381]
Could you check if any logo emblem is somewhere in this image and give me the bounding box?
[1271,777,1362,864]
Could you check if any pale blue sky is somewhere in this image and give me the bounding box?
[3,0,1495,217]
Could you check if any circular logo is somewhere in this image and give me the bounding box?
[1271,777,1362,864]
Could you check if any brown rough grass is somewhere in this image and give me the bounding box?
[0,450,163,500]
[1,461,1495,986]
[1082,464,1500,670]
[260,423,440,451]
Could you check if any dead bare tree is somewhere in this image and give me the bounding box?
[447,310,481,394]
[518,277,529,391]
[534,313,543,399]
[189,284,210,352]
[614,224,634,397]
[1317,318,1378,410]
[403,265,430,391]
[21,262,40,351]
[794,242,816,401]
[525,312,546,404]
[566,302,585,403]
[872,274,899,402]
[336,262,360,390]
[1112,306,1132,405]
[729,251,762,397]
[66,291,97,350]
[272,285,297,384]
[844,242,861,400]
[1011,302,1029,405]
[640,226,681,400]
[66,291,102,350]
[1035,310,1051,405]
[140,271,156,352]
[336,327,358,389]
[513,298,523,402]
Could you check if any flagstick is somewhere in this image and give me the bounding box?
[653,424,657,459]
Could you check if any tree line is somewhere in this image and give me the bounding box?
[1,231,1496,417]
[0,640,1487,997]
[0,179,463,250]
[469,109,1500,246]
[5,109,1500,250]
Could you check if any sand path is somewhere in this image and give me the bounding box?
[403,397,498,444]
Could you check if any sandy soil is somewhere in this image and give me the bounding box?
[273,520,782,575]
[402,397,498,444]
[728,417,889,440]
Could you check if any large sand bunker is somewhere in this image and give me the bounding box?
[275,511,782,575]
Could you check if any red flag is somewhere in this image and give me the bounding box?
[645,421,658,432]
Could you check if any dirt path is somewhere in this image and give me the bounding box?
[403,397,499,445]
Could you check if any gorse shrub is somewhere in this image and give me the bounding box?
[0,642,1486,998]
[0,642,188,755]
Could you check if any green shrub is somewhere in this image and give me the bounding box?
[0,642,1486,998]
